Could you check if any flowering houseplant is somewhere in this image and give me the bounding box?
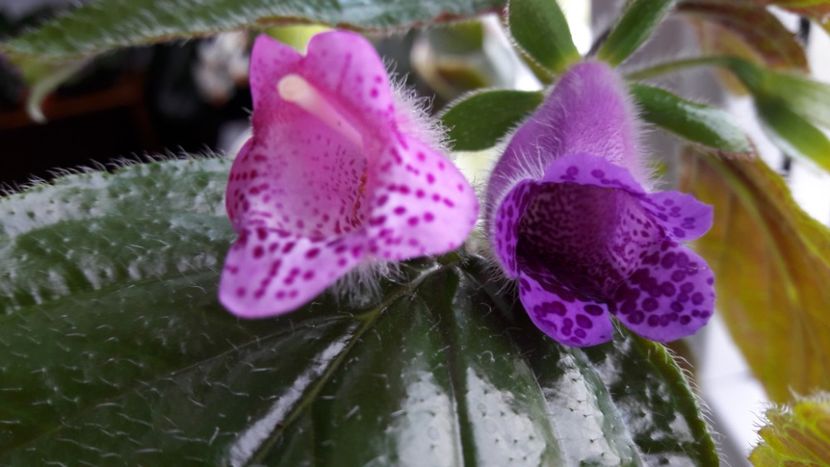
[1,0,830,465]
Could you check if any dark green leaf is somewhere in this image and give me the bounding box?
[0,158,717,464]
[440,89,543,150]
[508,0,579,74]
[631,83,752,154]
[597,0,678,65]
[0,0,506,62]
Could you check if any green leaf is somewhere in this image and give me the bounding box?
[631,83,752,154]
[750,393,830,466]
[755,98,830,172]
[440,89,543,150]
[680,148,830,403]
[0,0,506,62]
[0,158,717,464]
[14,56,88,123]
[629,56,830,172]
[597,0,678,65]
[508,0,579,74]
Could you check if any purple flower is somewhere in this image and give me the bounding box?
[487,61,715,347]
[220,32,479,318]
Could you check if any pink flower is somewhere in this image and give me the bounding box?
[220,32,479,317]
[487,61,715,347]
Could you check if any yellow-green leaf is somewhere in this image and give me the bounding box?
[751,393,830,466]
[680,1,808,71]
[680,148,830,403]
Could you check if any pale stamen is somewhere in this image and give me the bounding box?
[277,74,363,148]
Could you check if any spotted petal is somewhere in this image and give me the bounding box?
[518,262,614,347]
[487,60,644,209]
[491,180,538,278]
[300,31,398,134]
[542,152,646,195]
[641,191,713,241]
[249,35,302,128]
[220,227,366,318]
[612,242,715,343]
[364,138,479,260]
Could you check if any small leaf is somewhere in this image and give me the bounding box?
[596,0,678,65]
[679,1,808,71]
[14,57,88,122]
[631,83,752,154]
[440,89,543,150]
[730,61,830,171]
[508,0,579,74]
[680,148,830,403]
[755,98,830,172]
[751,393,830,466]
[0,0,507,63]
[0,157,717,464]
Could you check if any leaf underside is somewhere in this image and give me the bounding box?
[0,0,507,62]
[0,158,717,465]
[680,148,830,403]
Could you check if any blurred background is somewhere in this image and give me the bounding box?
[2,1,829,465]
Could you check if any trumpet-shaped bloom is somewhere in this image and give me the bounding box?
[220,32,478,317]
[487,61,715,347]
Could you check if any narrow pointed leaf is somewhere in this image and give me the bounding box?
[440,89,543,150]
[0,0,506,63]
[0,158,717,464]
[631,83,752,154]
[680,148,830,403]
[756,98,830,172]
[597,0,678,65]
[751,393,830,466]
[508,0,580,74]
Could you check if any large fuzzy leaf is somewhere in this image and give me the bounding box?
[680,149,830,403]
[0,0,507,62]
[0,158,717,465]
[751,393,830,466]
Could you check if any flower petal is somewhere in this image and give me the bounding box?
[612,241,715,342]
[518,264,614,347]
[541,152,645,195]
[487,60,644,208]
[226,79,370,237]
[491,180,538,277]
[517,180,662,298]
[219,227,366,318]
[249,35,302,125]
[641,191,714,241]
[301,31,397,133]
[364,138,479,260]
